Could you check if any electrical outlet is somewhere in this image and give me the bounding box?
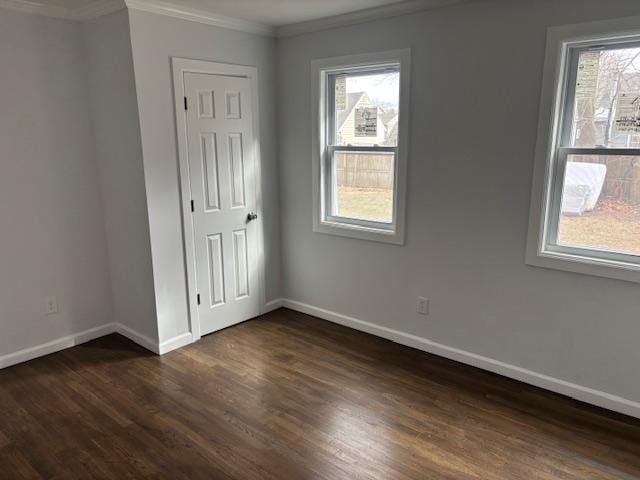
[46,296,58,315]
[417,297,429,316]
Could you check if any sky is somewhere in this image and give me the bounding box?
[346,72,400,108]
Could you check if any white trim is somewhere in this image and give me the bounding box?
[311,49,410,245]
[0,0,125,20]
[281,299,640,419]
[0,0,271,34]
[0,0,466,34]
[114,323,160,354]
[171,57,267,343]
[0,322,196,369]
[116,323,194,354]
[4,303,637,418]
[124,0,274,36]
[0,0,463,34]
[264,298,284,313]
[0,0,73,19]
[526,16,640,284]
[0,323,116,369]
[158,332,193,354]
[276,0,467,38]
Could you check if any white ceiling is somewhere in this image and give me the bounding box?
[24,0,413,26]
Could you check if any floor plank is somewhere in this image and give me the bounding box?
[1,308,639,479]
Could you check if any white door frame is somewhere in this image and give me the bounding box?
[172,57,267,342]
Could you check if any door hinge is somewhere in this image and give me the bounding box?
[190,200,194,212]
[197,294,201,305]
[184,97,188,111]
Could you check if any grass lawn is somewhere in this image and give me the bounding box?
[336,186,393,223]
[335,190,640,256]
[558,199,640,255]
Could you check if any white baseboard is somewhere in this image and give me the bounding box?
[0,323,117,369]
[115,324,195,355]
[114,323,160,354]
[280,299,640,419]
[158,332,193,354]
[5,300,637,418]
[0,321,193,370]
[264,298,284,313]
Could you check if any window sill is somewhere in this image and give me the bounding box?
[525,246,640,284]
[313,219,404,245]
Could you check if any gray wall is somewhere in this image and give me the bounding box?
[0,10,113,356]
[83,10,159,342]
[277,0,640,402]
[128,10,281,343]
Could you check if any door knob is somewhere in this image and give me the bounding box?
[247,212,258,221]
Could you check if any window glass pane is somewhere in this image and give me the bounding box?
[557,154,640,256]
[333,151,395,223]
[570,45,640,148]
[333,70,399,147]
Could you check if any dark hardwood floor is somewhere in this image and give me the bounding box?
[1,308,639,479]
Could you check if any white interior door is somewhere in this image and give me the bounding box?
[184,72,261,336]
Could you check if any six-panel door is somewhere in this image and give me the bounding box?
[184,72,260,336]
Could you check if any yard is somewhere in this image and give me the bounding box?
[336,186,394,223]
[337,189,640,256]
[558,199,640,255]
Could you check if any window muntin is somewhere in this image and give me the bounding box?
[324,65,401,230]
[544,40,640,267]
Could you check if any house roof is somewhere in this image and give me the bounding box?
[337,92,367,130]
[385,114,399,144]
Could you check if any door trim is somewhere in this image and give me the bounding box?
[172,57,267,342]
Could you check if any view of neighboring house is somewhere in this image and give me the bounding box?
[337,92,397,146]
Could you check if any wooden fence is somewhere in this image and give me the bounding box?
[335,153,394,190]
[573,155,640,204]
[336,153,640,203]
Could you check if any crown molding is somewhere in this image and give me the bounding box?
[0,0,465,37]
[124,0,275,36]
[0,0,125,20]
[0,0,273,35]
[276,0,467,38]
[0,0,72,19]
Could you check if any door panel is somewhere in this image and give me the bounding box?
[184,72,260,335]
[198,89,215,118]
[201,133,221,211]
[225,91,241,119]
[228,133,246,208]
[232,229,250,299]
[206,233,225,307]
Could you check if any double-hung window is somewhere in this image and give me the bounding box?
[312,50,410,244]
[528,19,640,282]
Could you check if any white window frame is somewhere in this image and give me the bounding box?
[526,16,640,283]
[311,49,411,245]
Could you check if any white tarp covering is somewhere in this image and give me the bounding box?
[561,162,607,215]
